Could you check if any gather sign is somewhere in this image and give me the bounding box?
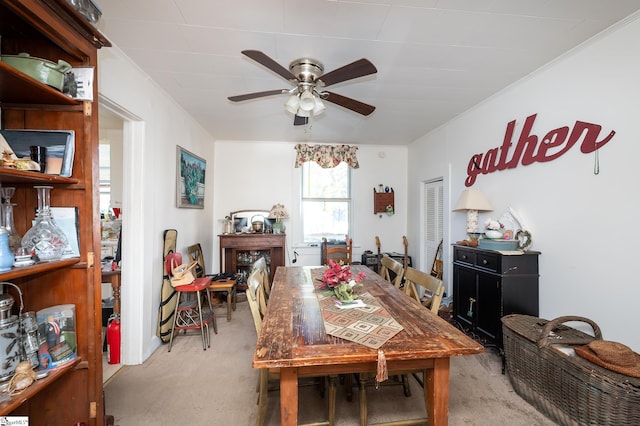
[465,114,616,186]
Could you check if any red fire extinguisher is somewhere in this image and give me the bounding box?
[106,314,121,365]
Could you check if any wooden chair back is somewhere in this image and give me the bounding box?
[321,236,353,265]
[246,268,267,335]
[186,243,207,278]
[404,266,445,313]
[375,235,381,271]
[379,255,405,288]
[252,257,271,299]
[402,236,409,271]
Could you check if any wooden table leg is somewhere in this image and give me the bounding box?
[280,367,299,426]
[425,357,450,426]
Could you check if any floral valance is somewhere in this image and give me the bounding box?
[294,144,360,169]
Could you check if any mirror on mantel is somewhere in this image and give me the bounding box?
[229,210,274,233]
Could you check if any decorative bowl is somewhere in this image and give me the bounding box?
[484,230,504,239]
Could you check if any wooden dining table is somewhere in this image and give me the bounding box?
[253,265,484,426]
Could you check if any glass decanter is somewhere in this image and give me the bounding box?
[0,187,21,256]
[21,186,70,261]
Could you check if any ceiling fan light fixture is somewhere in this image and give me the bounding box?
[312,97,326,115]
[296,107,311,118]
[298,90,316,111]
[285,95,299,114]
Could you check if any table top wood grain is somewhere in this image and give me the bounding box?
[253,265,483,370]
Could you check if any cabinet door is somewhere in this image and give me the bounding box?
[476,272,501,342]
[453,266,476,329]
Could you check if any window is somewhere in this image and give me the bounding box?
[301,161,350,243]
[99,143,111,215]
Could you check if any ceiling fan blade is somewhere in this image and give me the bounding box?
[323,91,375,116]
[293,115,308,126]
[241,50,297,81]
[318,58,377,87]
[228,89,287,102]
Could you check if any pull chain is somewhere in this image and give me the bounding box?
[594,147,600,175]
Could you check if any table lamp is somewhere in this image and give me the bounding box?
[452,189,493,240]
[268,204,289,234]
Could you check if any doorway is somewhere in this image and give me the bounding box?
[98,105,124,382]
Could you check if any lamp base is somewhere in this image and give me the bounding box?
[272,221,285,234]
[466,232,483,242]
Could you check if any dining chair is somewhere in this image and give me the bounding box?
[186,243,237,320]
[165,252,217,351]
[246,268,336,426]
[251,257,271,302]
[355,254,412,419]
[379,255,405,289]
[401,266,446,391]
[321,236,352,265]
[404,266,445,313]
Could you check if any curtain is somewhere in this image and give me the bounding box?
[294,144,360,168]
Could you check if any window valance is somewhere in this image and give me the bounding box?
[294,144,360,169]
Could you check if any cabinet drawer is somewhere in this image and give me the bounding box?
[475,251,499,273]
[454,247,475,265]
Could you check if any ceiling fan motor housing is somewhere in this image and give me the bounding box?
[289,58,324,83]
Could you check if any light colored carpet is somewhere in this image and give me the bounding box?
[104,301,556,425]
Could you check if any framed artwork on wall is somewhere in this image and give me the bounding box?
[176,145,206,209]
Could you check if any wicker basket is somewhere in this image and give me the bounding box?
[502,314,640,426]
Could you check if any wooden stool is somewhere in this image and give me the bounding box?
[208,278,237,321]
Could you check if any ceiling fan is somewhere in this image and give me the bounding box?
[228,50,377,126]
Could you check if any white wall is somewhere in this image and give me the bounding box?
[408,14,640,351]
[99,45,217,363]
[212,142,408,269]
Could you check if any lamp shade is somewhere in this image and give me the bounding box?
[268,204,289,220]
[452,189,493,212]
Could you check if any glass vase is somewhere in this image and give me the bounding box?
[333,282,356,302]
[2,203,22,253]
[21,186,70,262]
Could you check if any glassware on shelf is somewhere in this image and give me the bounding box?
[0,187,22,253]
[21,186,70,262]
[0,187,15,205]
[2,204,22,253]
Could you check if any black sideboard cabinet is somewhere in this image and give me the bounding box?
[452,244,540,347]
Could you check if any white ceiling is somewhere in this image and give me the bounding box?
[96,0,640,145]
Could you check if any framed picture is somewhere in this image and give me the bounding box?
[0,129,75,177]
[176,145,206,209]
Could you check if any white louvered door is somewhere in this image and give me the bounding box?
[423,180,443,272]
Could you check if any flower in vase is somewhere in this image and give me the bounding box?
[320,260,366,301]
[484,219,504,231]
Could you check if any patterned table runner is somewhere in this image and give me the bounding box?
[312,268,404,349]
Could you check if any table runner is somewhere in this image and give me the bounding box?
[312,268,404,350]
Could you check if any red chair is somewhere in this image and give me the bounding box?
[165,252,217,351]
